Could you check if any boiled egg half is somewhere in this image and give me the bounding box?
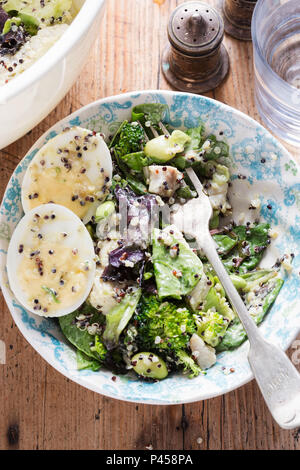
[7,204,96,317]
[21,127,112,224]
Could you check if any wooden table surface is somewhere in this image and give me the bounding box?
[0,0,299,451]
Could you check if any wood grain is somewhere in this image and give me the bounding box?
[0,0,299,450]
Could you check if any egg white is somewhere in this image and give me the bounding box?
[7,204,96,318]
[21,126,112,224]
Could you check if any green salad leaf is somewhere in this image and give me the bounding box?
[76,350,101,372]
[217,274,283,351]
[185,124,205,151]
[103,288,141,350]
[121,151,152,172]
[213,233,238,256]
[221,223,270,273]
[126,175,148,195]
[152,226,203,299]
[131,103,168,126]
[59,304,106,361]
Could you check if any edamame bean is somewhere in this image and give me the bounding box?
[95,201,115,223]
[143,272,153,281]
[230,274,247,290]
[131,352,168,380]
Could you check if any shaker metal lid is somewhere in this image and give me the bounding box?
[168,1,224,55]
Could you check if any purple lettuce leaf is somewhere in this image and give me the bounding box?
[0,7,28,56]
[0,7,9,32]
[101,185,158,284]
[109,245,145,268]
[114,185,158,247]
[101,244,146,284]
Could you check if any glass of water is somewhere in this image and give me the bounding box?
[252,0,300,147]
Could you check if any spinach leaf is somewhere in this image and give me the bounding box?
[121,151,152,172]
[76,350,101,372]
[126,175,147,195]
[152,226,203,299]
[59,304,105,361]
[213,234,238,256]
[221,223,270,273]
[131,103,168,125]
[185,124,205,150]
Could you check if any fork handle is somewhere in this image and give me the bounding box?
[197,233,300,430]
[197,233,261,344]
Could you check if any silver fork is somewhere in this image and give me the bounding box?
[172,167,300,430]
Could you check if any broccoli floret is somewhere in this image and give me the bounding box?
[195,310,229,347]
[176,349,203,378]
[133,295,201,378]
[115,122,146,157]
[135,295,196,352]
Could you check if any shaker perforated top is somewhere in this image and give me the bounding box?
[168,2,224,56]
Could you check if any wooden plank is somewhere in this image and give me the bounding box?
[0,0,299,450]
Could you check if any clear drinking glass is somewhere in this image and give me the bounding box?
[252,0,300,147]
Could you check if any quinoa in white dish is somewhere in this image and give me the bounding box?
[0,0,74,85]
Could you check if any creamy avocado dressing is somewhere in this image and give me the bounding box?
[0,1,75,85]
[25,131,110,220]
[16,208,92,315]
[18,241,89,314]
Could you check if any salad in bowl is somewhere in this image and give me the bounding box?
[1,91,299,403]
[0,0,105,149]
[0,0,77,86]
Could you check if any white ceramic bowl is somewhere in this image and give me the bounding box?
[1,90,299,404]
[0,0,106,150]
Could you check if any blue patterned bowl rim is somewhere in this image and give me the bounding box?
[0,90,299,405]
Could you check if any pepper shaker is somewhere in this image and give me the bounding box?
[219,0,257,41]
[161,1,229,94]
